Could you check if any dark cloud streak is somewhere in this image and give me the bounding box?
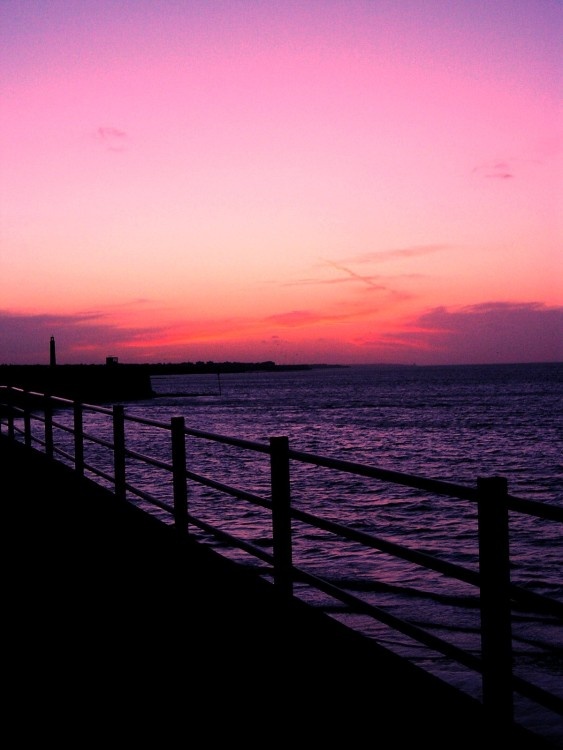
[472,160,514,179]
[375,302,563,364]
[323,260,389,290]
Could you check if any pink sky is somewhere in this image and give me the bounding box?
[1,0,561,365]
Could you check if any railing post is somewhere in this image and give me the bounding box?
[113,404,126,501]
[44,394,54,459]
[23,390,32,448]
[171,416,188,531]
[270,436,293,600]
[7,386,15,440]
[477,475,513,727]
[0,387,5,436]
[73,401,84,476]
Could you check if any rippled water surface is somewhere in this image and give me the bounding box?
[146,362,562,498]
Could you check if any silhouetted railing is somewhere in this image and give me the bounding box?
[1,384,562,734]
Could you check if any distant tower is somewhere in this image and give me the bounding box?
[50,336,57,367]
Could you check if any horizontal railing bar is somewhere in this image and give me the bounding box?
[124,408,272,454]
[52,445,75,463]
[187,512,275,566]
[507,495,563,522]
[84,404,114,416]
[293,565,483,672]
[15,388,46,399]
[512,673,563,716]
[51,419,74,434]
[82,432,114,451]
[291,505,481,587]
[83,462,115,485]
[3,387,76,409]
[287,448,478,500]
[124,447,173,473]
[44,394,76,408]
[123,482,174,514]
[184,469,272,510]
[185,426,270,453]
[509,585,563,617]
[121,412,171,430]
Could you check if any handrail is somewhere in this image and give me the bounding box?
[1,383,562,734]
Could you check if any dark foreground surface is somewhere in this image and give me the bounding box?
[1,436,552,747]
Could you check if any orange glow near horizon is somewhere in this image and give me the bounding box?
[1,1,561,366]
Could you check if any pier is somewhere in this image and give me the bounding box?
[1,383,561,746]
[3,437,550,746]
[0,363,155,403]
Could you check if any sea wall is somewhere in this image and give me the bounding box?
[0,364,155,403]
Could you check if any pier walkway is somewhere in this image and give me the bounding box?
[1,436,550,747]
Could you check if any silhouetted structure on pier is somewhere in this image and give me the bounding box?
[49,336,56,367]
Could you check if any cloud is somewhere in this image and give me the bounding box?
[265,303,381,328]
[285,264,388,289]
[317,245,448,282]
[472,160,514,179]
[1,301,561,366]
[321,260,389,290]
[97,126,128,152]
[286,245,448,291]
[266,310,324,327]
[370,302,563,364]
[0,309,166,364]
[345,244,449,264]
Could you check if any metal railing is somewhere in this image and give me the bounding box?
[1,384,562,733]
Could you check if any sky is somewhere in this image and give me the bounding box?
[1,0,562,366]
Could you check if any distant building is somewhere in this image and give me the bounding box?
[50,336,56,367]
[106,356,119,366]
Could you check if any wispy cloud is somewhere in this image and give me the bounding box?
[293,245,448,292]
[265,310,319,327]
[344,244,449,265]
[265,304,381,328]
[472,160,514,179]
[97,126,128,152]
[321,260,389,290]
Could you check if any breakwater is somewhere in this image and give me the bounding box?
[0,361,337,404]
[0,364,155,403]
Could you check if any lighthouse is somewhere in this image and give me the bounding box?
[50,336,57,367]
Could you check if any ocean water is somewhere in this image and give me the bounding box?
[39,361,563,742]
[146,362,562,503]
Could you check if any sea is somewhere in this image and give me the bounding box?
[76,362,563,742]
